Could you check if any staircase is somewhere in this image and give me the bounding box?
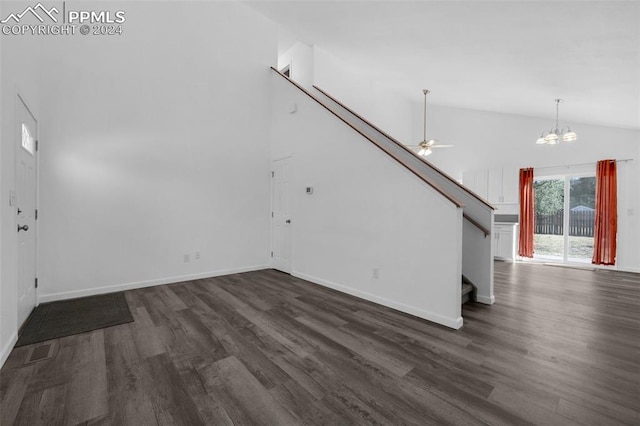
[462,276,475,304]
[270,67,495,328]
[308,83,495,307]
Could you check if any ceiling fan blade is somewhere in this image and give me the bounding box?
[432,144,454,148]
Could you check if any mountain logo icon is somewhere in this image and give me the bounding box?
[1,3,59,24]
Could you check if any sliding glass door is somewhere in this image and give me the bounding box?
[534,178,565,260]
[567,176,595,262]
[534,174,595,263]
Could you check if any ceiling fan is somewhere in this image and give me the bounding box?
[407,89,453,156]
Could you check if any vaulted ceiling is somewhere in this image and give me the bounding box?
[247,1,640,130]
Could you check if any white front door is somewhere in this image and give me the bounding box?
[16,95,38,326]
[271,157,292,273]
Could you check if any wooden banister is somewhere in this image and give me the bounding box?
[312,85,495,211]
[271,67,465,209]
[463,214,490,238]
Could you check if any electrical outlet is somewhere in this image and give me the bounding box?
[183,254,190,263]
[195,251,200,260]
[372,268,379,279]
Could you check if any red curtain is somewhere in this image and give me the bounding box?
[592,160,617,265]
[518,168,535,258]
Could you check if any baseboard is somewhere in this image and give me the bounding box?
[543,263,596,271]
[293,271,463,330]
[0,331,18,369]
[37,264,270,304]
[521,259,640,274]
[476,294,495,305]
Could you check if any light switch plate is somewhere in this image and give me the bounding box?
[9,191,16,206]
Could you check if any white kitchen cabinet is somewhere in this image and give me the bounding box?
[487,167,519,204]
[501,168,519,204]
[462,169,488,199]
[487,169,503,204]
[494,223,518,261]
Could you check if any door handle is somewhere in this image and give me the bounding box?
[286,219,291,224]
[17,224,29,232]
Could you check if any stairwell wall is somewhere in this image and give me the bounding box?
[313,47,414,145]
[270,73,464,329]
[312,88,496,305]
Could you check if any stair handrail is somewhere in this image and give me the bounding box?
[311,85,493,237]
[271,67,465,209]
[312,85,495,211]
[462,214,490,237]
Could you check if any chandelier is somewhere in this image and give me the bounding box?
[536,99,577,144]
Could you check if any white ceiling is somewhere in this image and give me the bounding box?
[246,0,640,130]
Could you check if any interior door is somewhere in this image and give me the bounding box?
[16,95,38,326]
[271,157,292,273]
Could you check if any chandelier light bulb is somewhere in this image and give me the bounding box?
[544,132,559,144]
[562,128,577,142]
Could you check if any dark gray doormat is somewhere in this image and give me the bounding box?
[16,292,133,347]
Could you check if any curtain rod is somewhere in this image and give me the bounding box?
[533,158,634,171]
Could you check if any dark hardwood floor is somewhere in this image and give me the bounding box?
[1,262,639,425]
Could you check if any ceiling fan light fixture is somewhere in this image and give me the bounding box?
[408,90,453,155]
[536,135,546,144]
[418,147,433,157]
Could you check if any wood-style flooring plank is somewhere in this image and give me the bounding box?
[103,325,156,426]
[196,355,298,425]
[140,353,206,426]
[0,364,37,426]
[61,331,108,425]
[295,315,414,377]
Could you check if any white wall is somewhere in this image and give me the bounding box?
[271,73,464,329]
[313,47,414,144]
[0,1,44,366]
[418,104,640,272]
[34,1,277,301]
[277,42,314,89]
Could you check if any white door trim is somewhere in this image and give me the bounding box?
[270,155,293,273]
